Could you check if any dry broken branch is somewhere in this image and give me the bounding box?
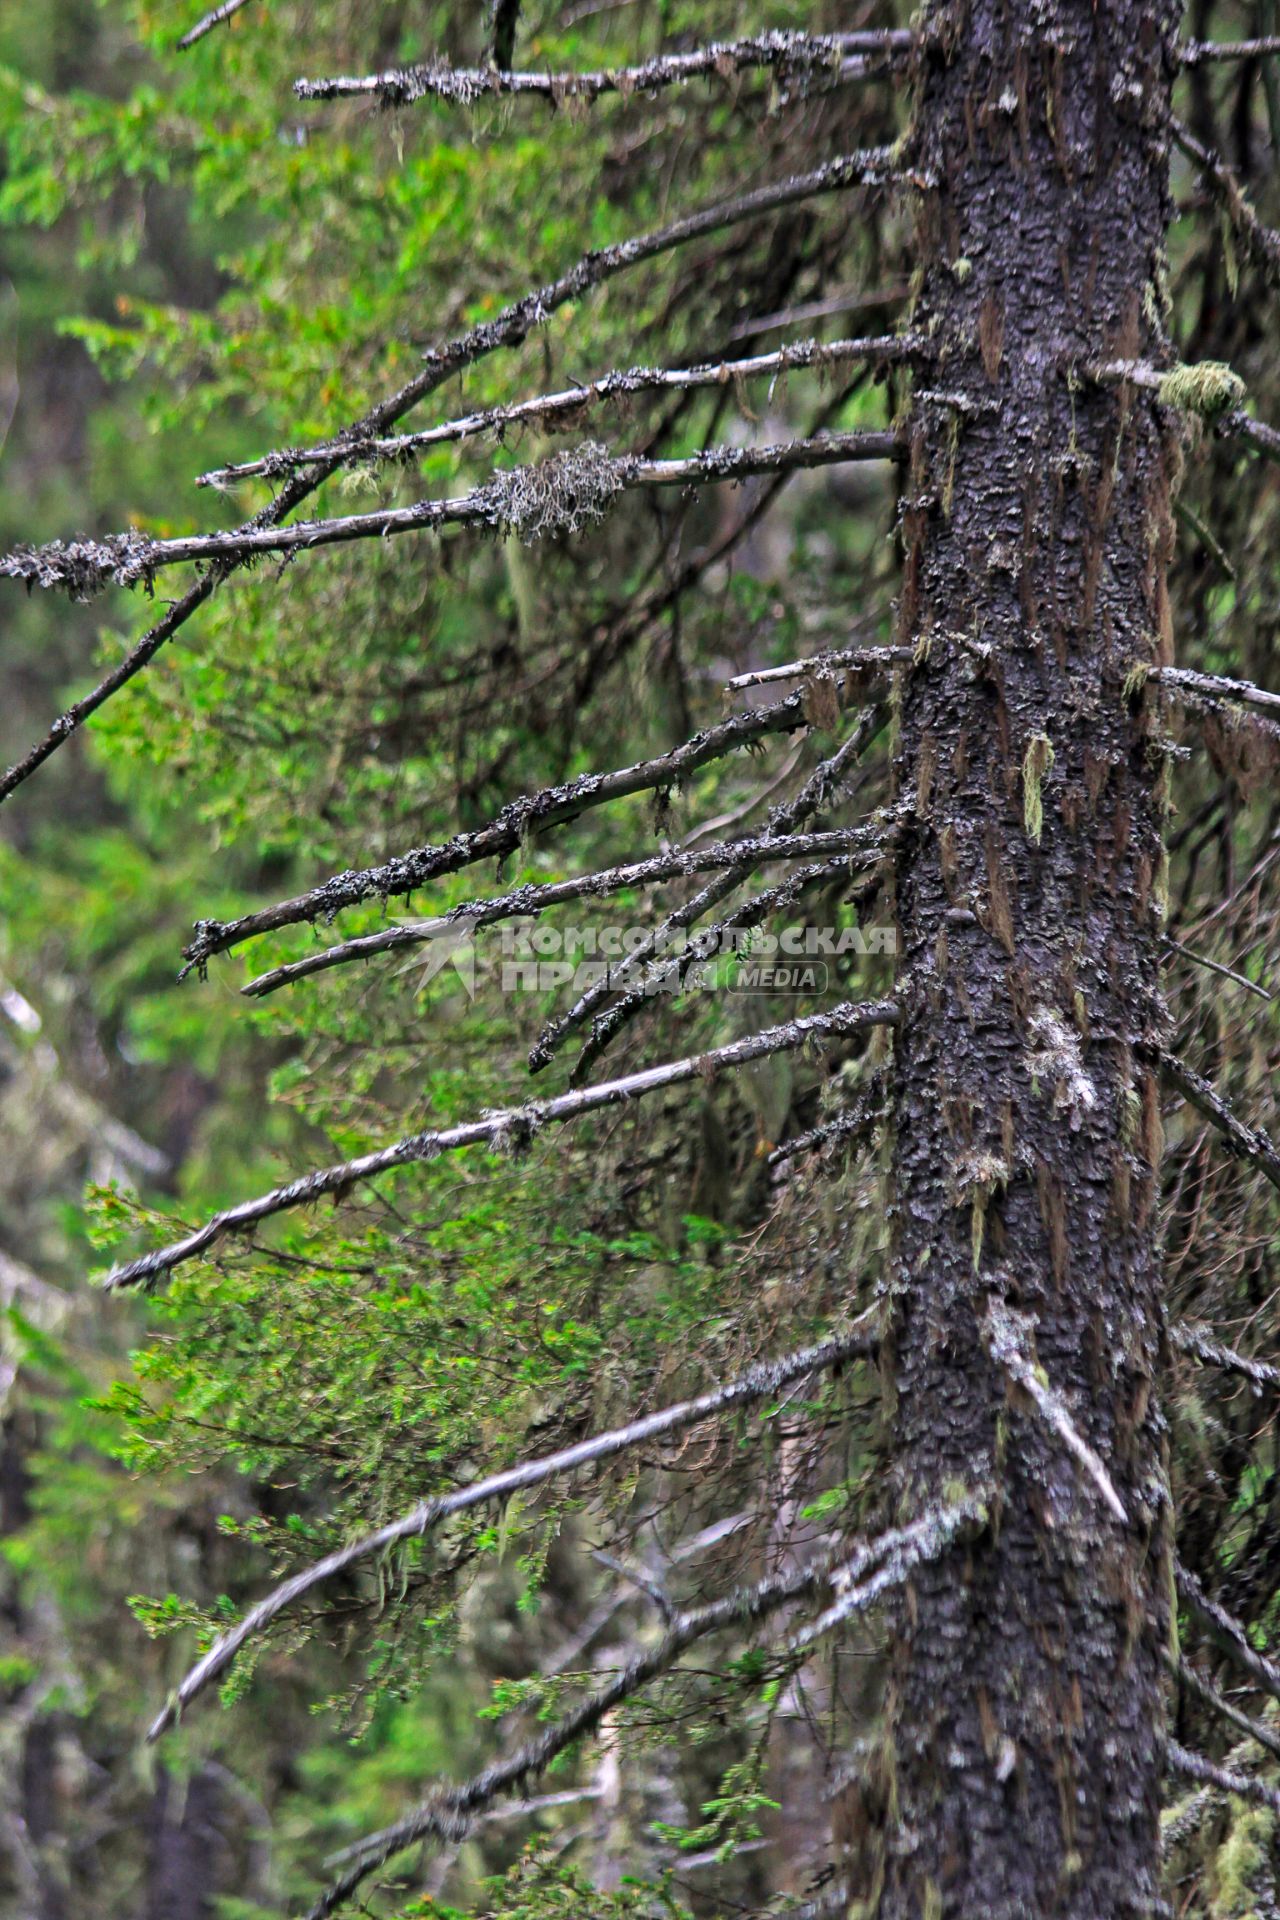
[178,0,255,50]
[1220,407,1280,464]
[562,863,849,1072]
[1167,1740,1280,1814]
[304,1545,852,1917]
[768,1076,887,1166]
[1177,1660,1280,1764]
[1170,117,1280,283]
[1170,1321,1280,1391]
[293,29,1279,114]
[726,644,908,690]
[1179,35,1280,61]
[1177,1561,1280,1708]
[779,1494,986,1659]
[1163,934,1273,1002]
[103,1000,899,1291]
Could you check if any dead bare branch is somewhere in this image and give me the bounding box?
[146,1319,879,1740]
[1170,117,1280,283]
[779,1493,987,1659]
[103,999,898,1291]
[178,0,254,50]
[1,432,899,601]
[540,705,888,1078]
[240,833,883,998]
[1168,1740,1280,1813]
[1170,1321,1280,1392]
[1160,1052,1280,1195]
[1177,1561,1280,1708]
[1163,934,1273,1002]
[183,686,877,974]
[294,30,913,108]
[768,1076,886,1166]
[726,645,908,690]
[0,147,898,807]
[1177,1660,1280,1764]
[1179,36,1280,62]
[197,336,916,489]
[303,1500,978,1920]
[1220,407,1280,464]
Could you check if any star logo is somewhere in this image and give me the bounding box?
[394,915,478,999]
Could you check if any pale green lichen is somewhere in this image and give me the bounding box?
[1022,732,1055,844]
[1119,1084,1142,1146]
[951,256,973,284]
[1208,1800,1276,1917]
[1152,847,1171,925]
[1122,660,1151,702]
[1158,360,1246,421]
[956,1151,1009,1271]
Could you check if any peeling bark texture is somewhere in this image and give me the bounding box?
[875,3,1178,1915]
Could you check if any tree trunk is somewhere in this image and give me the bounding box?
[145,1764,223,1920]
[876,3,1179,1913]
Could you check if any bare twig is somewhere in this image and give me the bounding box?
[1170,1321,1280,1391]
[538,704,887,1076]
[1177,1660,1280,1764]
[568,716,889,1081]
[726,645,907,690]
[183,684,874,974]
[549,856,863,1078]
[1179,36,1280,62]
[1177,1561,1280,1707]
[982,1301,1128,1524]
[304,1548,848,1915]
[197,336,914,488]
[1160,1052,1280,1195]
[295,30,914,108]
[728,284,908,341]
[146,1320,879,1740]
[240,833,882,998]
[0,574,219,808]
[1163,934,1272,1002]
[1170,117,1280,282]
[178,0,254,50]
[768,1077,886,1166]
[0,147,897,806]
[1220,407,1280,464]
[588,1549,674,1623]
[1168,1740,1280,1813]
[779,1494,987,1659]
[103,1000,899,1291]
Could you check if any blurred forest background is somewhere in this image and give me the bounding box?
[0,2,1277,1917]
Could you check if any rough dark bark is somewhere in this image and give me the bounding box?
[873,4,1180,1913]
